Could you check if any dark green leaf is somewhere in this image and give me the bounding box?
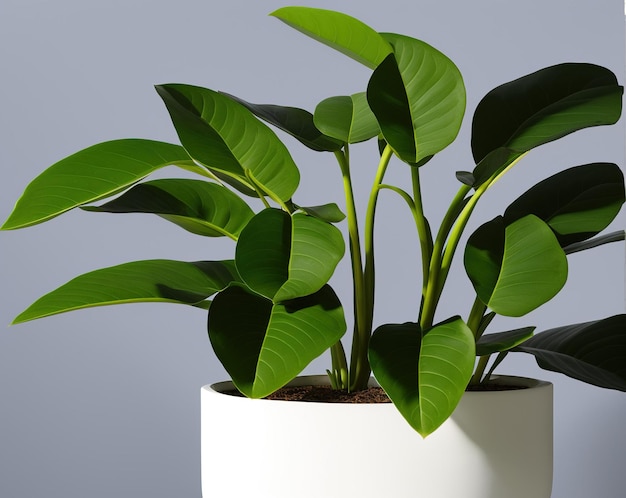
[476,327,535,356]
[313,93,379,144]
[472,63,623,163]
[464,215,568,316]
[84,179,254,238]
[208,284,346,398]
[13,260,239,323]
[367,34,466,164]
[1,140,195,230]
[270,6,392,69]
[221,92,343,152]
[155,84,300,202]
[298,203,346,223]
[564,230,625,255]
[515,315,626,391]
[505,163,625,246]
[369,317,475,437]
[235,209,344,302]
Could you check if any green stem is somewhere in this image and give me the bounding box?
[470,355,490,385]
[411,166,433,306]
[467,295,487,339]
[329,341,349,390]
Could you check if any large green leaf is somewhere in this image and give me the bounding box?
[504,163,625,246]
[367,34,466,164]
[235,209,345,302]
[84,179,254,239]
[1,140,196,230]
[313,93,380,144]
[270,6,392,69]
[369,318,475,437]
[472,63,623,163]
[515,315,626,391]
[476,327,535,356]
[221,93,343,152]
[155,84,300,202]
[464,215,568,317]
[208,284,346,398]
[13,260,240,323]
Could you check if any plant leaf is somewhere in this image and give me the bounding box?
[367,34,466,164]
[464,215,568,317]
[297,203,346,223]
[476,327,536,356]
[12,260,239,323]
[235,209,344,302]
[270,6,392,69]
[369,317,475,437]
[313,93,380,144]
[155,84,299,202]
[564,230,625,255]
[220,92,343,152]
[83,179,254,238]
[1,140,195,230]
[472,63,623,163]
[515,315,626,391]
[208,284,346,398]
[504,163,625,246]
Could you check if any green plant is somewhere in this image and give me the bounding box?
[3,6,626,437]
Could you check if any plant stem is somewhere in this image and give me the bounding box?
[411,166,434,305]
[467,295,487,339]
[470,355,490,385]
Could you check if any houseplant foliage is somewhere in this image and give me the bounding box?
[3,6,626,437]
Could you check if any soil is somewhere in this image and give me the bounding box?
[224,382,527,403]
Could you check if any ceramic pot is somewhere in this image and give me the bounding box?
[201,374,552,498]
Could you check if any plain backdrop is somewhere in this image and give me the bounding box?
[1,1,625,497]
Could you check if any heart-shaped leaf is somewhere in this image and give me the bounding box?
[504,163,625,246]
[476,327,536,356]
[83,179,254,239]
[515,315,626,391]
[464,215,568,317]
[270,6,392,69]
[367,34,466,165]
[1,140,196,230]
[221,92,343,152]
[208,284,346,398]
[13,260,240,323]
[314,93,380,144]
[369,317,475,437]
[235,209,345,302]
[156,84,300,202]
[472,63,623,163]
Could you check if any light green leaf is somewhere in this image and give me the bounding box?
[12,260,240,323]
[270,6,392,69]
[235,209,345,302]
[156,84,299,202]
[472,63,623,163]
[208,284,346,398]
[2,140,195,230]
[314,93,380,144]
[515,315,626,391]
[369,318,475,437]
[465,215,568,317]
[84,179,254,239]
[367,34,466,164]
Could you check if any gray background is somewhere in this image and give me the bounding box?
[1,0,625,497]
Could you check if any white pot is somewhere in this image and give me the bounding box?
[201,375,553,498]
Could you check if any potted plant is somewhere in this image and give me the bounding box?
[2,5,625,498]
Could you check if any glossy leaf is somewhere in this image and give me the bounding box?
[220,92,343,152]
[156,84,299,202]
[464,215,568,317]
[367,34,466,164]
[476,327,535,356]
[515,315,626,391]
[83,179,254,238]
[235,209,345,302]
[297,203,346,223]
[270,6,392,69]
[1,140,195,230]
[208,284,346,398]
[564,230,625,255]
[369,318,475,437]
[472,63,623,163]
[13,260,239,323]
[314,93,379,144]
[505,163,625,246]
